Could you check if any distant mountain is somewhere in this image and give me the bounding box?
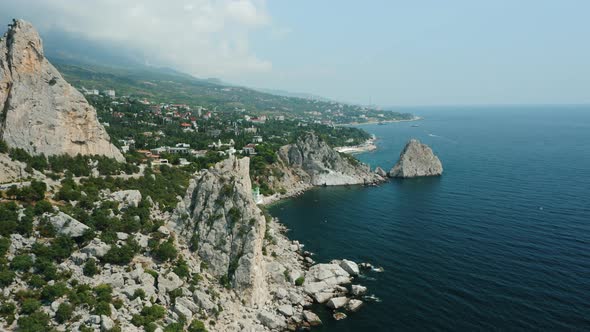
[254,88,333,102]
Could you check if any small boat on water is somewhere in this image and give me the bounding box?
[411,124,419,127]
[378,122,386,125]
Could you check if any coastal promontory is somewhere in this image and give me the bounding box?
[389,139,443,178]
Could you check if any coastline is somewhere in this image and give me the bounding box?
[336,116,423,127]
[335,136,377,154]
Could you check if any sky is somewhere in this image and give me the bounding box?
[1,0,590,106]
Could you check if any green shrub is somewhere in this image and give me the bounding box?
[55,302,73,323]
[68,284,96,307]
[17,310,51,331]
[40,282,69,302]
[132,288,146,300]
[173,258,190,279]
[20,298,41,314]
[0,237,11,257]
[188,319,208,332]
[83,259,99,277]
[0,302,16,324]
[152,238,177,262]
[33,200,53,215]
[102,239,139,265]
[131,304,166,327]
[10,254,33,271]
[0,268,15,287]
[93,301,111,316]
[164,322,185,332]
[94,284,113,303]
[295,276,305,286]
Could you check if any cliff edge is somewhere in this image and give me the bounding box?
[0,19,124,161]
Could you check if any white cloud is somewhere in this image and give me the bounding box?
[1,0,272,77]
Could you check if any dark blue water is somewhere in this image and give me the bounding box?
[269,105,590,331]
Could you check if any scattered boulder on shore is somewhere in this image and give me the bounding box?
[351,285,367,296]
[303,310,323,326]
[389,139,443,178]
[347,299,364,312]
[339,259,360,276]
[327,296,349,309]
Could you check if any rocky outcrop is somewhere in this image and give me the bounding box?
[48,211,90,238]
[389,139,443,178]
[171,156,267,305]
[0,153,30,183]
[277,132,383,186]
[0,20,124,161]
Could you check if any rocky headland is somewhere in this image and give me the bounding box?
[389,139,443,178]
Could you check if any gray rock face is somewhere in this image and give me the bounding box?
[0,20,124,161]
[0,153,30,183]
[389,139,443,178]
[171,156,267,305]
[48,212,90,238]
[109,190,142,210]
[278,132,383,186]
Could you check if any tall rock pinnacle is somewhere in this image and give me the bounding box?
[0,19,124,161]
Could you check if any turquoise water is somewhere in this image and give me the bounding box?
[269,106,590,331]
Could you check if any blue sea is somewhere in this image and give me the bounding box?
[269,105,590,331]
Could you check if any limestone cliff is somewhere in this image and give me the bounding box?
[276,132,383,186]
[171,156,267,305]
[0,19,124,161]
[389,139,443,178]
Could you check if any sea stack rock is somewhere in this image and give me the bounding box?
[389,139,443,178]
[0,19,124,161]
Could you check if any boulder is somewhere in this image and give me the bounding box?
[48,212,90,238]
[157,272,183,294]
[257,310,286,330]
[351,285,367,296]
[326,296,349,309]
[193,290,216,312]
[389,139,443,178]
[100,315,115,331]
[81,239,111,258]
[333,312,347,320]
[339,259,360,276]
[346,299,363,312]
[303,311,322,326]
[305,263,351,286]
[109,190,142,210]
[277,304,294,317]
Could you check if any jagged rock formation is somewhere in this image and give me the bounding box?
[389,139,443,178]
[171,156,267,305]
[277,132,383,186]
[0,19,124,161]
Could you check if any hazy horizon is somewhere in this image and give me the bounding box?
[2,0,589,107]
